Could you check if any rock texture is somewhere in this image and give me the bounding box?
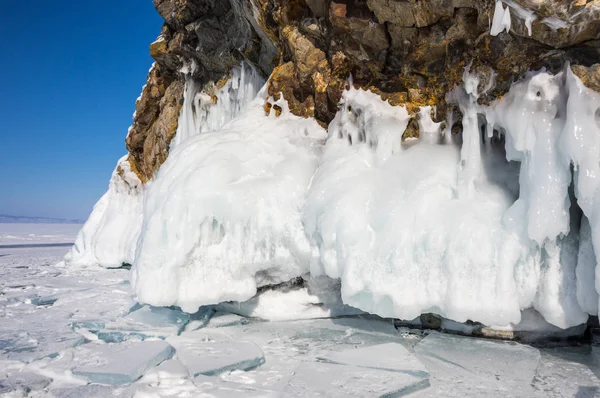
[124,0,600,182]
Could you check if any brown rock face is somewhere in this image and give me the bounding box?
[125,64,183,182]
[125,0,600,182]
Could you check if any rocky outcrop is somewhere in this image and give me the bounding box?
[124,0,600,182]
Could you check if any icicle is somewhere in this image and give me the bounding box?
[490,1,512,36]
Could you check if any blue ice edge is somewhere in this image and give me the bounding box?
[72,342,175,385]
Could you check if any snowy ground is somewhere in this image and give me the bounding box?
[1,230,600,397]
[0,224,80,246]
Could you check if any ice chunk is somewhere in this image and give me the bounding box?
[174,340,264,377]
[284,361,430,397]
[415,332,540,394]
[207,312,249,328]
[132,86,327,313]
[64,155,142,268]
[72,340,174,384]
[97,305,191,342]
[0,371,51,394]
[317,342,429,377]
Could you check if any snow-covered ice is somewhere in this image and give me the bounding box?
[2,242,600,396]
[168,332,265,377]
[415,332,541,395]
[284,361,430,397]
[0,224,80,246]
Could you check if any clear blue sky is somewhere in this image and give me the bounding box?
[0,1,162,220]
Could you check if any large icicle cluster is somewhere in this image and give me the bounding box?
[70,61,600,330]
[131,92,327,312]
[65,63,265,269]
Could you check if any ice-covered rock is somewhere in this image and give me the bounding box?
[72,340,174,384]
[284,361,430,397]
[64,155,142,268]
[304,85,538,327]
[131,87,327,313]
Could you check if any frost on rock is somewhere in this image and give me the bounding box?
[131,86,327,313]
[64,156,142,268]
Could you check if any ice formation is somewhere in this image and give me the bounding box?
[171,62,264,148]
[131,90,327,312]
[490,1,512,36]
[64,156,142,268]
[65,62,265,269]
[72,54,600,330]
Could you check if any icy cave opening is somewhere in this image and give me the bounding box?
[67,62,600,331]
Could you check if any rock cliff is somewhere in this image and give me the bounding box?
[125,0,600,182]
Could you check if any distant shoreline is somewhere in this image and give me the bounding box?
[0,215,84,224]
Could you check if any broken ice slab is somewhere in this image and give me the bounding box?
[96,305,191,342]
[414,332,541,394]
[207,311,249,328]
[72,340,174,384]
[29,295,58,307]
[284,361,430,397]
[1,329,85,363]
[46,384,135,398]
[175,340,265,376]
[318,342,429,377]
[183,306,215,332]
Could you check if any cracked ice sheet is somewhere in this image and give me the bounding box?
[94,305,192,342]
[165,330,265,377]
[414,332,542,396]
[285,361,430,397]
[72,340,175,384]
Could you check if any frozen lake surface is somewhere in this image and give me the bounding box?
[1,226,600,397]
[0,224,81,246]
